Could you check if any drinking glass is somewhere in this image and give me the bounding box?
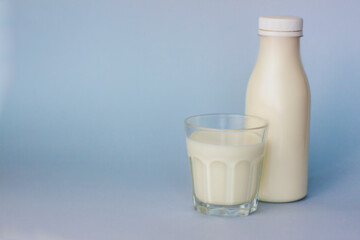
[185,114,267,216]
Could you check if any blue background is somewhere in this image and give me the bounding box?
[1,0,360,239]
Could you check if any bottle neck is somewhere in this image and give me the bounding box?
[257,36,301,63]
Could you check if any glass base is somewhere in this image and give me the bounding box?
[193,196,258,217]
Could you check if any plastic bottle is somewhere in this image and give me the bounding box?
[245,16,310,202]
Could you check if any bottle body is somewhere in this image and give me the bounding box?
[245,36,310,202]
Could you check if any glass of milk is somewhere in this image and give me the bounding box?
[185,114,267,216]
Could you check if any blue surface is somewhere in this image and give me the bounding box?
[0,0,360,239]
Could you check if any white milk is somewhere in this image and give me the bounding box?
[245,16,310,202]
[186,131,264,206]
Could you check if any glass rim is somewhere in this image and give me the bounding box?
[184,113,268,131]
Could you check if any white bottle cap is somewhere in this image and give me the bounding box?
[258,16,303,37]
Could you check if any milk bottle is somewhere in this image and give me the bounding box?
[245,16,310,202]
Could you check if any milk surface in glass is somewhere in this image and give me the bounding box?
[186,131,264,206]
